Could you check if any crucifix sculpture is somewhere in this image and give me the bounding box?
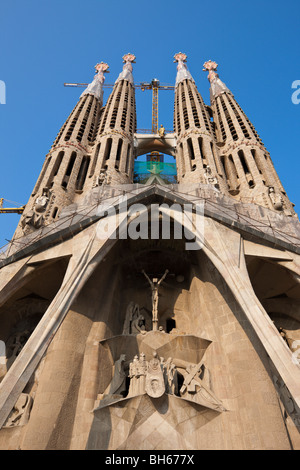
[142,269,169,331]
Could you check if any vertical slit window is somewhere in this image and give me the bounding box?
[47,151,64,188]
[52,207,58,219]
[125,144,131,174]
[62,151,77,188]
[220,96,238,141]
[76,156,90,190]
[64,97,87,141]
[32,156,52,195]
[187,138,195,161]
[89,143,101,177]
[198,137,206,165]
[102,138,112,168]
[179,143,185,176]
[115,139,123,169]
[238,150,250,174]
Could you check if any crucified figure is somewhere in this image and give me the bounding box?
[142,269,169,331]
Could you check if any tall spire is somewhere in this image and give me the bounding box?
[203,60,231,101]
[174,52,195,87]
[84,53,137,187]
[115,53,136,85]
[80,62,109,103]
[13,60,108,239]
[173,53,227,190]
[204,59,296,216]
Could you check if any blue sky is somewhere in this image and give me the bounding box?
[0,0,299,249]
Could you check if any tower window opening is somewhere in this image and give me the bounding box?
[100,94,113,133]
[181,86,189,130]
[101,138,113,168]
[125,144,131,175]
[47,151,64,188]
[187,84,200,128]
[198,137,206,164]
[62,151,77,188]
[220,96,238,141]
[115,139,123,169]
[238,150,255,188]
[76,156,90,191]
[220,155,227,180]
[52,207,58,219]
[187,138,195,161]
[32,156,52,195]
[228,154,239,189]
[215,100,226,141]
[178,143,185,176]
[238,150,250,174]
[64,97,86,141]
[89,143,101,177]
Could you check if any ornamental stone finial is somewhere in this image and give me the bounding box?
[94,62,109,84]
[80,61,109,101]
[174,52,194,87]
[174,52,187,63]
[115,53,136,84]
[122,53,136,63]
[203,60,219,83]
[203,60,231,100]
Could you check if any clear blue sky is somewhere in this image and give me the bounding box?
[0,0,299,249]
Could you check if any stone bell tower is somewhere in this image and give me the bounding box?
[0,53,299,452]
[173,52,228,194]
[202,59,295,216]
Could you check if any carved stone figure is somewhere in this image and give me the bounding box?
[163,357,178,395]
[3,393,33,428]
[142,269,169,330]
[103,354,127,397]
[179,361,225,411]
[123,302,147,335]
[34,189,50,213]
[158,125,165,137]
[21,209,44,230]
[6,329,32,370]
[97,169,108,187]
[273,375,300,428]
[145,352,165,398]
[204,165,219,188]
[268,186,283,210]
[123,302,139,334]
[128,354,142,396]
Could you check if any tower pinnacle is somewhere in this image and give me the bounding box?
[80,62,109,103]
[115,53,136,85]
[203,60,231,101]
[174,52,195,87]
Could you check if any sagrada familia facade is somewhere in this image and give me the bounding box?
[0,52,299,450]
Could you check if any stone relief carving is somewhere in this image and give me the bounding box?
[278,327,300,365]
[268,187,283,211]
[5,328,33,371]
[3,393,33,428]
[34,188,50,213]
[145,352,165,398]
[128,353,147,396]
[21,188,50,231]
[273,374,300,429]
[204,165,219,189]
[96,346,225,412]
[123,302,147,335]
[103,354,127,397]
